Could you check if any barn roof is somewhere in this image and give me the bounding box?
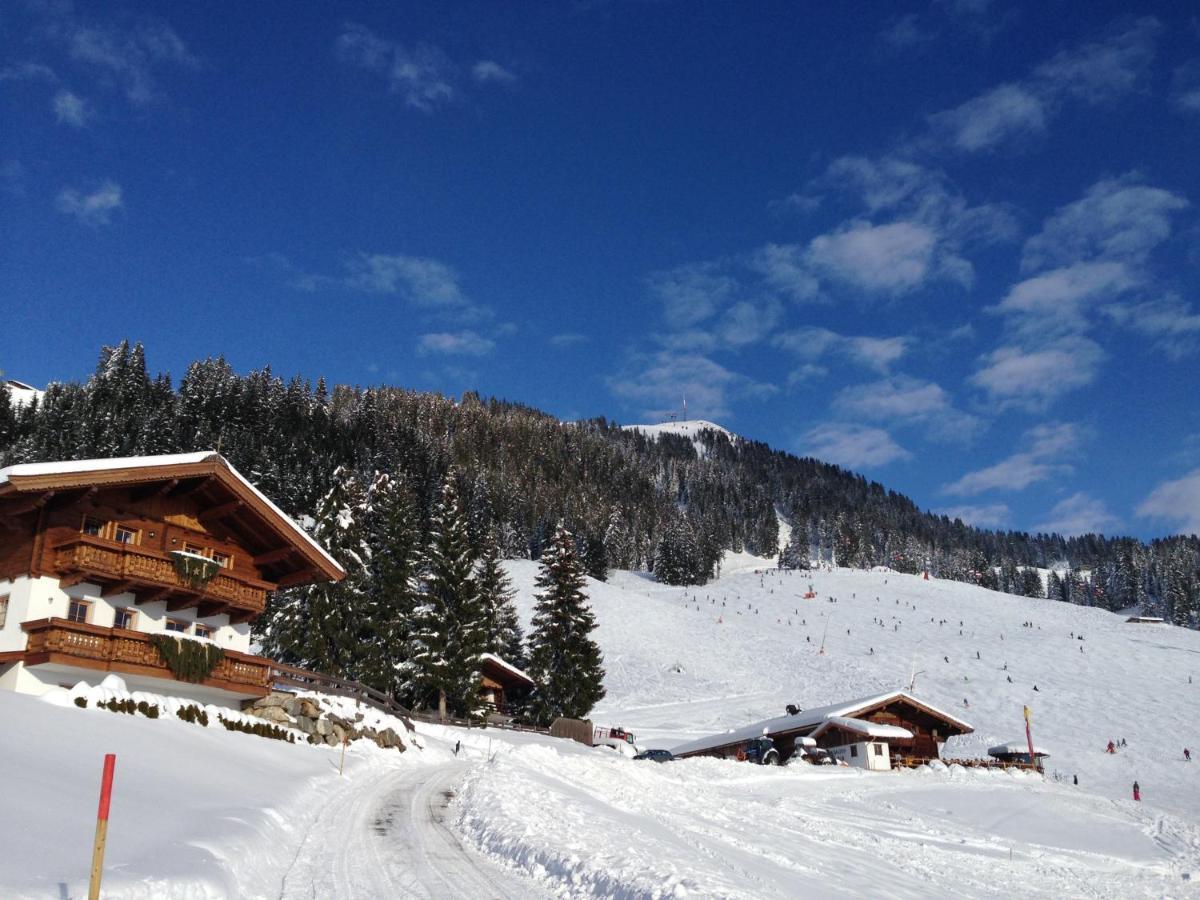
[670,690,971,757]
[0,451,344,582]
[988,741,1050,757]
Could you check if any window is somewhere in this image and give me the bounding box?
[211,551,231,569]
[194,624,214,639]
[113,526,138,545]
[67,599,90,624]
[0,595,7,629]
[182,542,205,556]
[873,744,884,756]
[850,745,859,758]
[82,517,104,537]
[165,619,189,633]
[113,608,137,630]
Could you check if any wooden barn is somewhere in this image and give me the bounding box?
[670,691,973,769]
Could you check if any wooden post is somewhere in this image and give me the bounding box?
[88,753,117,900]
[339,734,348,776]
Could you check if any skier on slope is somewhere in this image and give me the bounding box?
[1186,748,1192,762]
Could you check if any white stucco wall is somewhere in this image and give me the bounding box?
[828,741,892,771]
[0,575,250,653]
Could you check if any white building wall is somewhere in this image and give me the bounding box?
[0,575,250,653]
[828,741,892,771]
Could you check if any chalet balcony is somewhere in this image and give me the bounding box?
[17,618,271,697]
[52,535,270,621]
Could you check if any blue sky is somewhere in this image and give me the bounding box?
[3,1,1200,539]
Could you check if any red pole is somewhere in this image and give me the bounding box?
[88,754,117,900]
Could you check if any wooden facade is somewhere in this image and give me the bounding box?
[671,691,973,766]
[0,453,344,701]
[0,454,342,621]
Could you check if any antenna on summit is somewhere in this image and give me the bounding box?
[682,394,688,421]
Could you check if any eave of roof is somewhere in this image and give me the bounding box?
[0,451,345,582]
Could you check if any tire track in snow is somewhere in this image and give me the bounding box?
[279,760,544,900]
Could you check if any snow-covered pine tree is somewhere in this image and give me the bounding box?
[778,521,810,570]
[604,510,633,571]
[359,472,423,698]
[401,472,487,720]
[526,521,605,726]
[259,468,370,678]
[654,515,703,585]
[476,525,525,665]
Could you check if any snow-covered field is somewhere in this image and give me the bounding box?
[3,559,1199,898]
[448,560,1200,898]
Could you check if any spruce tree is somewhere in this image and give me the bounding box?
[260,468,370,678]
[360,472,422,698]
[476,525,525,665]
[526,521,605,725]
[401,472,487,719]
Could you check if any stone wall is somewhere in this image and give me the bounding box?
[244,692,408,752]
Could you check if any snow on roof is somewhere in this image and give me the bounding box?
[670,690,971,757]
[4,380,43,408]
[0,451,344,576]
[480,652,535,686]
[988,741,1050,757]
[813,716,914,741]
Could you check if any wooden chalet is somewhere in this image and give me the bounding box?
[0,452,344,706]
[478,652,535,716]
[670,691,973,769]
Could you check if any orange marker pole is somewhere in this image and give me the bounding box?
[88,753,117,900]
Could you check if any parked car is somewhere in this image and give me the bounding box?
[634,748,674,763]
[797,747,838,766]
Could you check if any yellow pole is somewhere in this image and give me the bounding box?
[88,753,117,900]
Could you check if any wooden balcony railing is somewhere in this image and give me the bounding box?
[20,618,271,695]
[53,536,270,619]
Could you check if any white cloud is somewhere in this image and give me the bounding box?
[336,23,456,111]
[53,90,91,126]
[1033,17,1160,104]
[942,422,1083,496]
[1021,175,1187,271]
[0,62,57,83]
[930,83,1047,152]
[1102,294,1200,359]
[971,337,1104,409]
[806,220,939,294]
[609,351,776,421]
[995,261,1137,336]
[646,262,739,329]
[417,330,495,356]
[717,300,783,347]
[800,423,911,469]
[1172,60,1200,115]
[936,503,1010,528]
[833,374,980,441]
[879,14,933,50]
[1031,492,1120,536]
[750,244,820,302]
[55,180,122,225]
[1137,469,1200,535]
[773,328,908,373]
[344,254,467,307]
[549,332,589,348]
[62,17,198,105]
[927,17,1160,154]
[472,60,517,85]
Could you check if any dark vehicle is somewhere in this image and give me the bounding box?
[634,748,674,763]
[737,736,780,765]
[802,747,838,766]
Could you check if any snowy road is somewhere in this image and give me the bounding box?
[279,760,545,899]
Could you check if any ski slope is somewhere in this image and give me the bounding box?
[447,560,1200,897]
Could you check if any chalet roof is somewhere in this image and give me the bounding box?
[0,451,344,582]
[812,716,914,741]
[479,652,535,687]
[670,690,972,757]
